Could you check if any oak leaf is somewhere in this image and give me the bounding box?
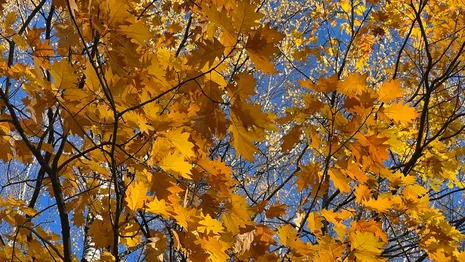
[232,1,264,33]
[229,120,259,161]
[245,26,282,74]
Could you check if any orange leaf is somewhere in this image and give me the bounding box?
[265,203,287,218]
[381,102,418,124]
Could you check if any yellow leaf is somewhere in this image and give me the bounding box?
[51,59,76,90]
[221,194,254,234]
[277,224,298,246]
[355,184,371,203]
[362,195,396,213]
[195,237,229,262]
[159,153,192,179]
[200,3,236,40]
[198,214,224,235]
[96,251,115,262]
[229,120,259,161]
[12,34,27,49]
[106,0,130,26]
[121,223,141,248]
[145,234,167,261]
[20,207,37,216]
[165,129,196,159]
[119,20,151,46]
[307,212,324,236]
[233,230,255,254]
[350,231,385,261]
[169,205,196,230]
[351,220,388,243]
[146,198,170,218]
[125,181,149,211]
[328,168,351,193]
[299,74,338,94]
[84,61,101,93]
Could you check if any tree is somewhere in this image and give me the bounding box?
[0,0,465,261]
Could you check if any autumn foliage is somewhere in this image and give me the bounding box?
[1,0,465,261]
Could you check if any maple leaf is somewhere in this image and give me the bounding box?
[169,205,197,230]
[221,195,254,234]
[84,61,102,93]
[277,224,297,246]
[281,125,302,152]
[378,79,402,103]
[296,163,320,191]
[119,20,151,46]
[105,0,130,26]
[195,237,229,262]
[351,220,388,243]
[121,223,142,248]
[88,219,114,247]
[230,101,273,130]
[125,181,149,211]
[146,197,170,218]
[99,252,116,262]
[381,102,418,124]
[233,230,255,254]
[0,137,13,162]
[350,231,385,261]
[362,194,398,213]
[307,212,324,235]
[355,184,371,203]
[337,72,368,96]
[198,214,224,235]
[299,74,338,94]
[50,59,76,90]
[145,233,167,261]
[159,152,192,179]
[321,209,351,239]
